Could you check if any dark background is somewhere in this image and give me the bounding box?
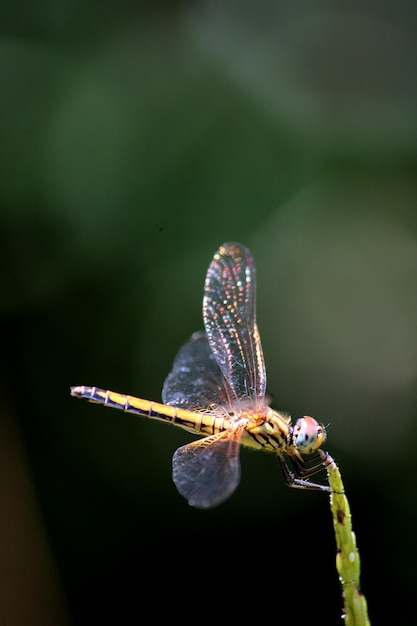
[1,2,416,624]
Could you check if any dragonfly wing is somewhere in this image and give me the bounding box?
[162,331,233,409]
[172,429,243,508]
[203,242,266,404]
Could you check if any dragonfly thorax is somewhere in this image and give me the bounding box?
[241,408,292,452]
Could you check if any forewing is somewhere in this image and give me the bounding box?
[203,242,266,405]
[162,331,233,409]
[172,429,243,508]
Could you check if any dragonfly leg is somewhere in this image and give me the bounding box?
[277,452,331,492]
[292,450,331,477]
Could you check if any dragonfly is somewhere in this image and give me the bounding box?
[71,242,331,508]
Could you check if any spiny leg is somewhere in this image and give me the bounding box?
[277,452,331,492]
[290,450,331,478]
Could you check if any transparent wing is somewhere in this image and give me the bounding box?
[203,242,266,405]
[162,331,233,409]
[172,429,243,508]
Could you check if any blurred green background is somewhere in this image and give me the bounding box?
[1,1,416,624]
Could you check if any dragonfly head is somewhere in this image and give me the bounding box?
[293,416,327,455]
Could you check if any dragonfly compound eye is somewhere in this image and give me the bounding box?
[293,416,326,454]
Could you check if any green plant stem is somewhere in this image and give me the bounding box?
[320,451,371,625]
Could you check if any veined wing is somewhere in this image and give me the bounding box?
[172,428,243,508]
[162,331,233,410]
[203,242,266,406]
